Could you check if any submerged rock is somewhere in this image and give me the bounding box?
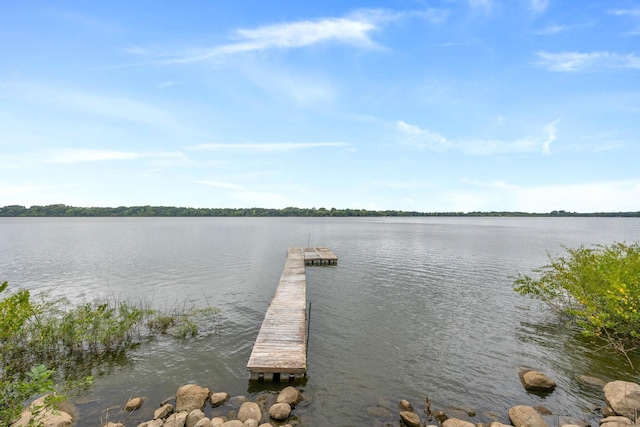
[276,386,300,405]
[521,370,557,392]
[210,392,230,407]
[125,396,145,411]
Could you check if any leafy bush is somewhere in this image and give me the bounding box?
[514,242,640,368]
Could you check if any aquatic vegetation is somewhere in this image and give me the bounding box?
[0,281,219,425]
[514,241,640,369]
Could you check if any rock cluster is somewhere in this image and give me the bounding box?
[12,374,640,427]
[386,380,640,427]
[118,384,301,427]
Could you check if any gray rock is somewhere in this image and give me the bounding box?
[238,402,262,423]
[258,424,274,427]
[522,370,557,391]
[399,411,422,427]
[443,418,476,427]
[221,421,244,427]
[276,386,300,405]
[229,396,248,407]
[509,405,549,427]
[155,403,174,420]
[138,420,164,427]
[187,409,206,427]
[176,384,210,412]
[125,397,145,411]
[269,403,291,421]
[211,392,230,407]
[105,423,125,427]
[243,420,259,427]
[367,406,394,418]
[579,375,608,388]
[489,423,511,427]
[603,381,640,419]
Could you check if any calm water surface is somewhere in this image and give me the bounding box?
[2,217,640,426]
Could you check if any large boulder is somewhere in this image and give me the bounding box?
[176,384,210,412]
[443,418,475,427]
[238,402,262,423]
[11,395,73,427]
[276,386,299,405]
[522,370,556,392]
[220,421,244,427]
[400,411,422,427]
[269,402,291,421]
[603,381,640,419]
[509,405,549,427]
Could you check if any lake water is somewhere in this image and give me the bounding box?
[2,217,640,426]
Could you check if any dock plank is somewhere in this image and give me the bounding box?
[247,247,337,380]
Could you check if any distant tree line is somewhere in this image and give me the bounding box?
[1,204,639,217]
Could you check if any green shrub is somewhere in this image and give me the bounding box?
[514,242,640,368]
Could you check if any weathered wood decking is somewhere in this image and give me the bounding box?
[247,247,337,381]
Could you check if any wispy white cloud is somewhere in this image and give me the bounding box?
[128,8,443,64]
[396,120,557,155]
[541,120,559,155]
[536,51,640,71]
[607,9,640,17]
[535,24,565,35]
[45,149,186,164]
[396,121,452,151]
[188,142,347,152]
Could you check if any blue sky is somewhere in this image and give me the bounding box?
[1,0,639,213]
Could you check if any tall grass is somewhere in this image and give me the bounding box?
[0,282,220,425]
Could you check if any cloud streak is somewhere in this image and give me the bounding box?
[128,8,444,64]
[45,149,186,164]
[396,120,558,155]
[536,51,640,71]
[188,142,347,152]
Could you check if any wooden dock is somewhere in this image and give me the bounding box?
[247,247,337,381]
